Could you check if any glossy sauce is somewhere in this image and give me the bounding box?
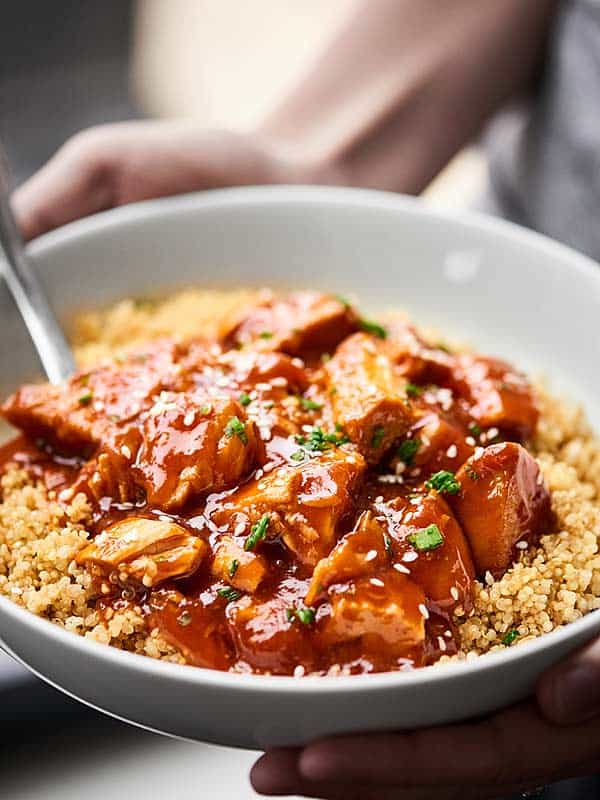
[0,292,552,675]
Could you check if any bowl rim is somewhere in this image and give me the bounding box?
[3,183,599,694]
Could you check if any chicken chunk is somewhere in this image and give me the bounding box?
[132,393,260,509]
[224,292,358,358]
[378,492,476,613]
[406,412,475,475]
[78,517,207,587]
[211,536,268,593]
[306,511,388,606]
[1,340,179,452]
[208,449,366,567]
[325,333,414,463]
[320,572,426,653]
[450,442,552,577]
[385,320,455,385]
[451,355,539,440]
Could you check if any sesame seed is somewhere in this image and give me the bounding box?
[393,563,411,574]
[375,495,384,504]
[465,436,476,447]
[370,578,385,587]
[365,549,378,562]
[120,445,131,459]
[437,636,447,652]
[487,427,499,441]
[446,444,458,458]
[403,551,418,563]
[183,411,196,426]
[377,474,404,484]
[291,357,304,368]
[301,424,314,433]
[271,377,287,387]
[418,603,430,619]
[254,469,264,480]
[293,665,306,678]
[262,462,276,473]
[234,521,246,536]
[516,540,529,550]
[256,382,272,392]
[450,586,459,601]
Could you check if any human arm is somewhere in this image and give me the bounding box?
[13,0,557,240]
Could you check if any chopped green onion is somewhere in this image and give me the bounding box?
[78,391,93,406]
[217,586,242,602]
[299,397,323,412]
[225,415,248,445]
[239,392,251,407]
[290,450,306,462]
[502,629,520,646]
[321,352,331,363]
[335,294,350,309]
[407,524,445,552]
[383,533,394,558]
[468,422,482,437]
[397,438,420,465]
[199,403,212,415]
[288,606,316,625]
[294,426,349,452]
[425,470,461,495]
[177,611,192,626]
[259,331,273,339]
[371,426,385,449]
[405,383,423,398]
[228,559,240,578]
[466,468,480,481]
[359,318,387,339]
[245,514,270,551]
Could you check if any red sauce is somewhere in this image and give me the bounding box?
[0,291,551,675]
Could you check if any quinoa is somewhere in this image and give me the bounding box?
[1,288,599,668]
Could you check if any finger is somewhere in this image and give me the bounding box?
[252,748,600,799]
[297,701,600,788]
[538,636,600,725]
[11,133,117,241]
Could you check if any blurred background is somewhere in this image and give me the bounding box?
[0,2,587,799]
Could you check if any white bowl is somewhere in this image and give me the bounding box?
[1,186,599,749]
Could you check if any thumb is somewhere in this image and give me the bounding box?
[537,636,600,725]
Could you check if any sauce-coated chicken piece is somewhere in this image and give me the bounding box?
[384,320,455,385]
[224,292,358,358]
[325,333,414,463]
[211,536,268,593]
[450,442,552,577]
[77,517,207,587]
[2,340,180,452]
[226,579,318,674]
[73,393,260,510]
[451,355,539,440]
[306,511,389,606]
[320,572,426,654]
[208,449,366,568]
[405,412,475,475]
[307,493,475,617]
[377,491,475,614]
[131,393,260,510]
